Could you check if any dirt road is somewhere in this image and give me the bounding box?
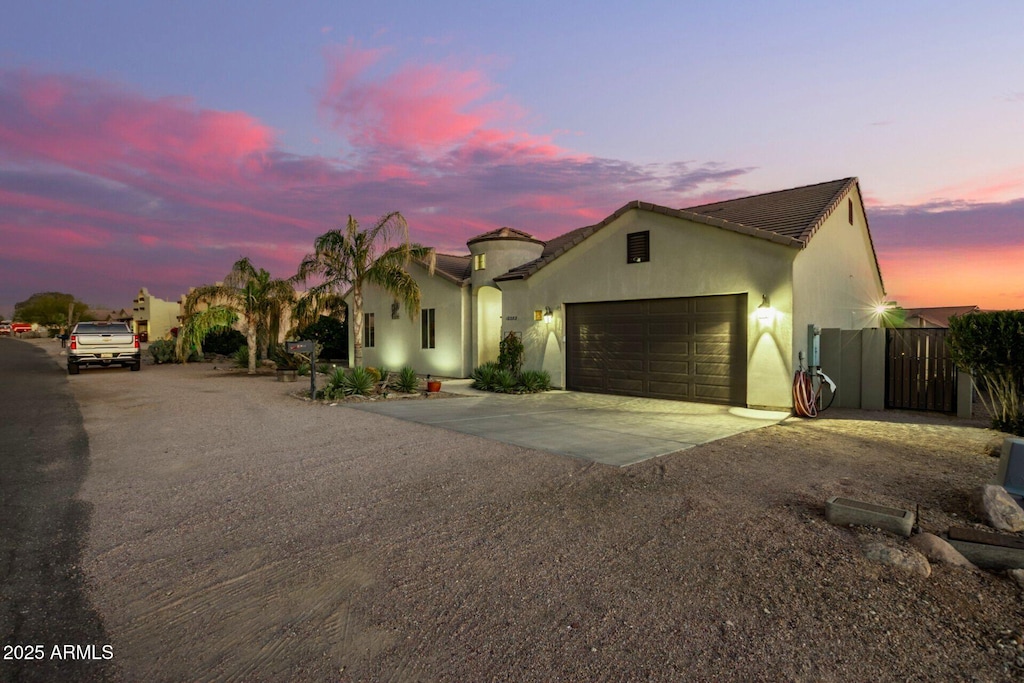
[7,337,1024,681]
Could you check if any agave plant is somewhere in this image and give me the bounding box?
[518,369,552,393]
[396,366,419,393]
[492,368,518,394]
[471,362,500,391]
[340,366,376,396]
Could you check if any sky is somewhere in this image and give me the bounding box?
[1,1,1022,317]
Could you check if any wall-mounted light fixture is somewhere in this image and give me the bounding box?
[543,306,554,323]
[756,294,774,322]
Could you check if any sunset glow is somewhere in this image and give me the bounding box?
[1,4,1022,315]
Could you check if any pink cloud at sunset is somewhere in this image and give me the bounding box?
[1,46,1021,315]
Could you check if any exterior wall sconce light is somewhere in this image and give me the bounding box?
[756,294,774,322]
[543,306,553,323]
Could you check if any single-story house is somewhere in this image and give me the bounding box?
[351,177,886,410]
[901,305,980,328]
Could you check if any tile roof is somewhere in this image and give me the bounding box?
[683,178,858,242]
[430,253,471,284]
[494,177,866,282]
[904,305,980,328]
[467,226,543,246]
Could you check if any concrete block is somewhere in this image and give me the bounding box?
[946,526,1024,570]
[825,496,915,537]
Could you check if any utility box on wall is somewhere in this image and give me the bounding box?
[995,438,1024,501]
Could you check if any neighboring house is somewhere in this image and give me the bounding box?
[353,177,887,409]
[902,305,980,328]
[132,287,181,341]
[87,308,133,324]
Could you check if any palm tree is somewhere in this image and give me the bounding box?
[179,257,296,374]
[294,212,434,368]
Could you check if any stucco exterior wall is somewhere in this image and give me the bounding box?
[352,264,472,377]
[497,208,798,408]
[791,185,885,371]
[133,287,180,340]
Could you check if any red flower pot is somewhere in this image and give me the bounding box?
[427,380,442,393]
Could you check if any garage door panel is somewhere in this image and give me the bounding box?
[567,294,746,406]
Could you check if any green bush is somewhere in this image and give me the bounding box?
[322,366,376,399]
[296,315,347,361]
[149,339,177,364]
[492,368,518,393]
[498,331,524,375]
[471,362,500,391]
[396,366,419,393]
[201,327,246,356]
[233,346,250,369]
[518,369,552,393]
[949,311,1024,435]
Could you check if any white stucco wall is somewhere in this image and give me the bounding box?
[791,184,886,371]
[352,264,472,377]
[497,208,798,408]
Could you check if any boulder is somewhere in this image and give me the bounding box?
[908,533,976,569]
[863,542,931,578]
[972,484,1024,533]
[1008,568,1024,589]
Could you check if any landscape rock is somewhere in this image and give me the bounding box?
[908,533,976,569]
[863,542,931,578]
[1009,569,1024,589]
[972,484,1024,532]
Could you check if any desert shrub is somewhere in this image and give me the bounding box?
[149,339,177,364]
[492,368,518,393]
[322,366,375,398]
[364,366,382,384]
[201,327,246,356]
[233,346,250,369]
[518,369,552,393]
[296,315,347,361]
[498,331,524,375]
[949,311,1024,435]
[297,363,310,376]
[317,363,331,375]
[471,362,500,391]
[396,366,419,393]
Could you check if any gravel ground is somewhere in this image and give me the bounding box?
[22,339,1024,681]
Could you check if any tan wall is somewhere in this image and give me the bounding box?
[353,263,471,377]
[791,185,886,373]
[498,208,798,408]
[133,287,181,340]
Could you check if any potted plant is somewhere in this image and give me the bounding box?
[270,344,299,382]
[426,374,442,393]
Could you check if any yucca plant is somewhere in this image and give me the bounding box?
[492,368,518,394]
[517,369,552,393]
[233,345,251,369]
[396,366,419,393]
[341,366,376,396]
[471,362,501,391]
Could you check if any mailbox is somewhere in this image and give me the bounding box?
[285,340,314,354]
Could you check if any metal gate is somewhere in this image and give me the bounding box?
[885,328,957,412]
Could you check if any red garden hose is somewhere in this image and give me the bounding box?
[793,369,820,417]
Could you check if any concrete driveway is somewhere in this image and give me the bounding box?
[350,382,790,466]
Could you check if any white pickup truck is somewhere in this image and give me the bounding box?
[67,322,141,374]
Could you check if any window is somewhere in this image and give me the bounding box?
[627,231,650,263]
[848,198,854,225]
[474,253,486,271]
[421,308,435,349]
[363,312,375,348]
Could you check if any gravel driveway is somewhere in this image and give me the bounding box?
[20,339,1024,681]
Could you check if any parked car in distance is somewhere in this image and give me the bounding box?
[0,322,11,335]
[67,321,141,374]
[10,322,32,334]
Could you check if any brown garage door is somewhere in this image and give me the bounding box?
[566,294,747,405]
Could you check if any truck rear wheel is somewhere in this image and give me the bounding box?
[130,361,141,371]
[67,362,80,375]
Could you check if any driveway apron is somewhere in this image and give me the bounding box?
[349,389,789,466]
